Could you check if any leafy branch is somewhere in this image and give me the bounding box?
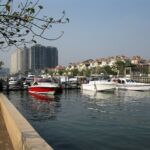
[0,0,69,50]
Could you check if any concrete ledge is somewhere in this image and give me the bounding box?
[0,93,54,150]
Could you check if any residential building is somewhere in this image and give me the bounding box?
[10,49,23,74]
[22,46,30,74]
[10,44,58,74]
[29,44,58,72]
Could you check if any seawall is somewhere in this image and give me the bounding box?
[0,93,54,150]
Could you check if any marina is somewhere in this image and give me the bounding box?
[0,0,150,150]
[3,89,150,150]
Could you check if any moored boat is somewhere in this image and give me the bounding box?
[28,78,63,95]
[94,80,116,92]
[82,81,97,91]
[81,76,116,92]
[113,78,150,91]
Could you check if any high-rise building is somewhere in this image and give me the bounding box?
[10,49,23,74]
[10,44,58,74]
[22,46,30,73]
[29,44,58,72]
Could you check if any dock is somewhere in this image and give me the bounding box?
[0,110,14,150]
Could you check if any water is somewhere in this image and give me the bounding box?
[4,90,150,150]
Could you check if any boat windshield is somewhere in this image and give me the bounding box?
[38,79,52,83]
[126,79,135,83]
[91,76,110,81]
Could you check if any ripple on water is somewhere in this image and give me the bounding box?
[4,90,150,150]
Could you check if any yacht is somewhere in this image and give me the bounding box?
[113,78,150,91]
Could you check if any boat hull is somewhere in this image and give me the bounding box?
[28,87,56,94]
[82,81,116,92]
[82,83,96,91]
[96,83,116,92]
[117,84,150,91]
[28,86,63,95]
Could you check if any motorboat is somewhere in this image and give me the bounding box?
[113,78,150,91]
[60,76,79,89]
[94,80,116,92]
[6,77,20,90]
[81,76,116,92]
[81,80,97,91]
[28,78,63,95]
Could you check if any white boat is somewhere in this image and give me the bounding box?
[7,77,20,90]
[95,80,116,92]
[9,77,18,85]
[113,78,150,91]
[82,81,97,91]
[81,78,116,92]
[60,76,79,89]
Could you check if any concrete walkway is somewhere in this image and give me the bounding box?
[0,110,14,150]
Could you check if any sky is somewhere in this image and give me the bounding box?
[0,0,150,68]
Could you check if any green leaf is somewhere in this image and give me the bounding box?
[32,40,37,43]
[9,32,15,36]
[0,41,5,44]
[0,27,4,31]
[26,30,30,33]
[16,28,20,32]
[66,18,69,23]
[38,5,43,9]
[25,8,35,14]
[49,18,53,22]
[2,33,7,36]
[6,3,10,12]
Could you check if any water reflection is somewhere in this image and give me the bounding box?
[81,90,150,102]
[4,90,150,150]
[81,90,114,100]
[29,93,55,102]
[81,90,150,113]
[81,90,116,112]
[5,91,62,121]
[116,90,150,102]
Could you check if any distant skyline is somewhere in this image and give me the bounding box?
[0,0,150,68]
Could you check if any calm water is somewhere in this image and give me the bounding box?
[4,89,150,150]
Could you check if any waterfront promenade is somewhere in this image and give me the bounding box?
[0,93,54,150]
[0,110,14,150]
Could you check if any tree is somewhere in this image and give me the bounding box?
[112,60,126,75]
[84,68,91,77]
[102,65,115,75]
[71,68,79,76]
[0,0,69,50]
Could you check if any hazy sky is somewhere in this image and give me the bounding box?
[0,0,150,67]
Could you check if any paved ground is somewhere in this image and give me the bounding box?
[0,110,14,150]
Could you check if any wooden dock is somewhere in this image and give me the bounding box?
[0,110,14,150]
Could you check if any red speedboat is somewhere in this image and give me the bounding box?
[28,78,63,95]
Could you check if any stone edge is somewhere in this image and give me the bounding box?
[0,93,54,150]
